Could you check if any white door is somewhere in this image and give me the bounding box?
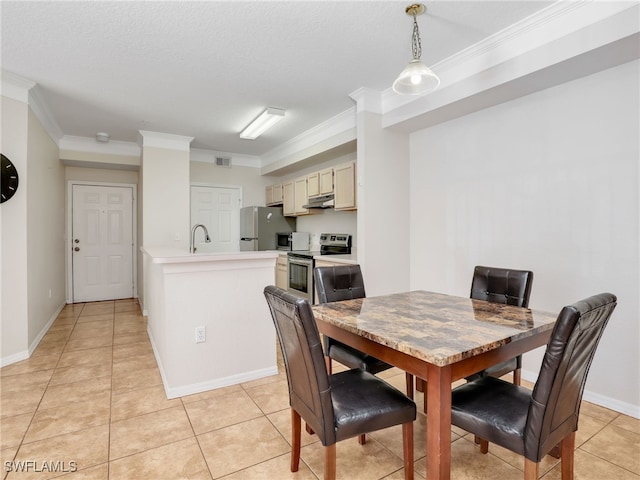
[72,185,134,302]
[190,186,241,253]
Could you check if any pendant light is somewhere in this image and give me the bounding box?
[392,3,440,95]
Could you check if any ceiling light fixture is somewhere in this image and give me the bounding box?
[240,107,285,140]
[392,3,440,95]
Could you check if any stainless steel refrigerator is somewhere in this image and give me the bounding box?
[239,206,296,251]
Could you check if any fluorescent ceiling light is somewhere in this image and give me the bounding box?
[240,107,285,139]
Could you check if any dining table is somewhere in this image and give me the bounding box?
[312,290,558,480]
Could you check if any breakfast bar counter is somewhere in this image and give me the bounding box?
[141,247,279,398]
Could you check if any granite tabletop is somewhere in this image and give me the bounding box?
[312,290,558,367]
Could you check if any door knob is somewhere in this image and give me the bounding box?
[74,247,80,252]
[74,239,80,243]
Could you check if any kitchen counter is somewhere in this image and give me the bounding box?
[143,246,278,264]
[313,253,357,265]
[141,247,278,398]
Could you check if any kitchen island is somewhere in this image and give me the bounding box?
[141,247,279,398]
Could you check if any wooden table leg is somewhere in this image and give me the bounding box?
[426,364,452,480]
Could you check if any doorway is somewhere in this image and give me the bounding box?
[190,185,241,253]
[69,183,136,303]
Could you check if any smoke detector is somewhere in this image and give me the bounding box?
[95,132,110,142]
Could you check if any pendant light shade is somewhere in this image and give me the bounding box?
[393,4,440,96]
[392,59,440,95]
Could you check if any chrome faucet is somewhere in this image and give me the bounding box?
[190,224,211,253]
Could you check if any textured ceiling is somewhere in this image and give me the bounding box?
[1,1,553,156]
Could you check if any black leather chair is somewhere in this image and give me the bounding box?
[315,265,416,397]
[451,292,617,479]
[416,265,533,411]
[466,265,534,384]
[314,265,392,374]
[264,285,416,480]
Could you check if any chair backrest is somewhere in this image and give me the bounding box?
[524,292,617,462]
[470,265,533,307]
[314,264,366,304]
[263,285,337,445]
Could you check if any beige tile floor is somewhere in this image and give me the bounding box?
[1,299,638,479]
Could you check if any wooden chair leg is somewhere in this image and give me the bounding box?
[416,377,425,392]
[291,409,301,472]
[324,443,336,480]
[524,458,539,480]
[402,421,414,480]
[513,368,522,386]
[423,383,428,414]
[325,356,332,375]
[305,423,315,435]
[479,438,489,454]
[560,431,576,480]
[406,372,414,399]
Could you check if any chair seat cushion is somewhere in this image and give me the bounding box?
[451,376,530,455]
[330,369,416,442]
[328,339,393,375]
[465,357,519,382]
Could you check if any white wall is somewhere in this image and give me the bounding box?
[409,60,639,416]
[26,108,65,348]
[141,145,190,249]
[1,96,29,364]
[190,162,275,208]
[358,111,411,296]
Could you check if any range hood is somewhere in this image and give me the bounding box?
[303,193,334,209]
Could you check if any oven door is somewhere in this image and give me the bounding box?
[287,256,314,302]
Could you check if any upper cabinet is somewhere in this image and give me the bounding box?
[294,176,309,216]
[267,161,356,214]
[334,161,356,211]
[308,167,334,198]
[282,181,295,216]
[266,183,284,206]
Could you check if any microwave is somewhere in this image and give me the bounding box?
[276,232,310,251]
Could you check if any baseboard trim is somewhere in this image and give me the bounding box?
[0,301,65,368]
[522,369,640,419]
[147,325,278,400]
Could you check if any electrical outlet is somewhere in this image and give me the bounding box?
[195,326,206,343]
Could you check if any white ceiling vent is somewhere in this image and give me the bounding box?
[215,156,231,167]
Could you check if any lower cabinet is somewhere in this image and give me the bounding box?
[276,255,288,289]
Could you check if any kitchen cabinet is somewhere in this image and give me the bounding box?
[294,176,309,216]
[307,168,334,198]
[266,184,283,206]
[276,254,288,289]
[283,181,295,216]
[333,161,357,211]
[307,171,320,198]
[319,168,334,195]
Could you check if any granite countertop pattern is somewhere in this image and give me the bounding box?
[312,290,558,367]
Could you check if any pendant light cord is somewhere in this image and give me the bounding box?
[411,14,422,60]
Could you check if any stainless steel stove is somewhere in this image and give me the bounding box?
[287,233,352,301]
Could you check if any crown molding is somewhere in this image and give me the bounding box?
[349,88,382,114]
[28,86,64,144]
[1,69,35,103]
[138,130,194,152]
[261,106,356,168]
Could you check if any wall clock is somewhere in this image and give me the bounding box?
[1,154,20,203]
